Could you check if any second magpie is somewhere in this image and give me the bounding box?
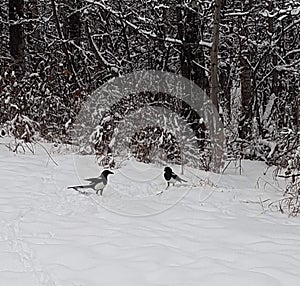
[164,166,187,189]
[68,170,114,195]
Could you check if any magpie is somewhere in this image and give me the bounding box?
[164,167,187,189]
[68,170,114,195]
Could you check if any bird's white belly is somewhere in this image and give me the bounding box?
[169,177,177,184]
[95,182,105,190]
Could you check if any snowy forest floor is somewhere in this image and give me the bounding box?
[1,139,300,286]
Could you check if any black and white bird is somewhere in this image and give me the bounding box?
[164,167,187,189]
[68,170,114,195]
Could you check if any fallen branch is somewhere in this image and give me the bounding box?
[277,174,300,178]
[34,141,59,167]
[277,174,300,183]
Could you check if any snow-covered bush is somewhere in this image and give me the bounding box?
[0,67,83,143]
[86,91,213,170]
[278,177,300,217]
[130,126,181,164]
[225,128,299,171]
[6,113,39,142]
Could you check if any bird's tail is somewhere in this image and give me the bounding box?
[177,177,187,183]
[67,185,89,190]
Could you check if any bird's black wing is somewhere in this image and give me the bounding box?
[84,177,104,183]
[171,172,187,183]
[171,172,178,179]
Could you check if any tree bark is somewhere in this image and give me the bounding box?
[9,0,25,73]
[176,0,209,91]
[66,0,81,46]
[50,0,79,86]
[66,0,81,74]
[239,52,252,139]
[238,1,253,140]
[210,0,221,111]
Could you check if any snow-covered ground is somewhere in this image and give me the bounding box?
[1,140,300,286]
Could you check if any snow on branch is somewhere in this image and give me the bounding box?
[83,0,211,47]
[85,23,116,69]
[224,11,250,17]
[285,49,300,58]
[278,174,300,179]
[259,139,277,159]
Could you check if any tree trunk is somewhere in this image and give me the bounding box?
[66,0,81,73]
[238,1,252,140]
[0,3,6,70]
[50,0,79,86]
[239,52,252,139]
[9,0,25,73]
[176,0,209,91]
[210,0,221,111]
[176,0,188,78]
[66,0,81,45]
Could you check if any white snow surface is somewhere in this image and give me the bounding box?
[1,141,300,286]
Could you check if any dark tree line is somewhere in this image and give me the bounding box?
[0,0,299,169]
